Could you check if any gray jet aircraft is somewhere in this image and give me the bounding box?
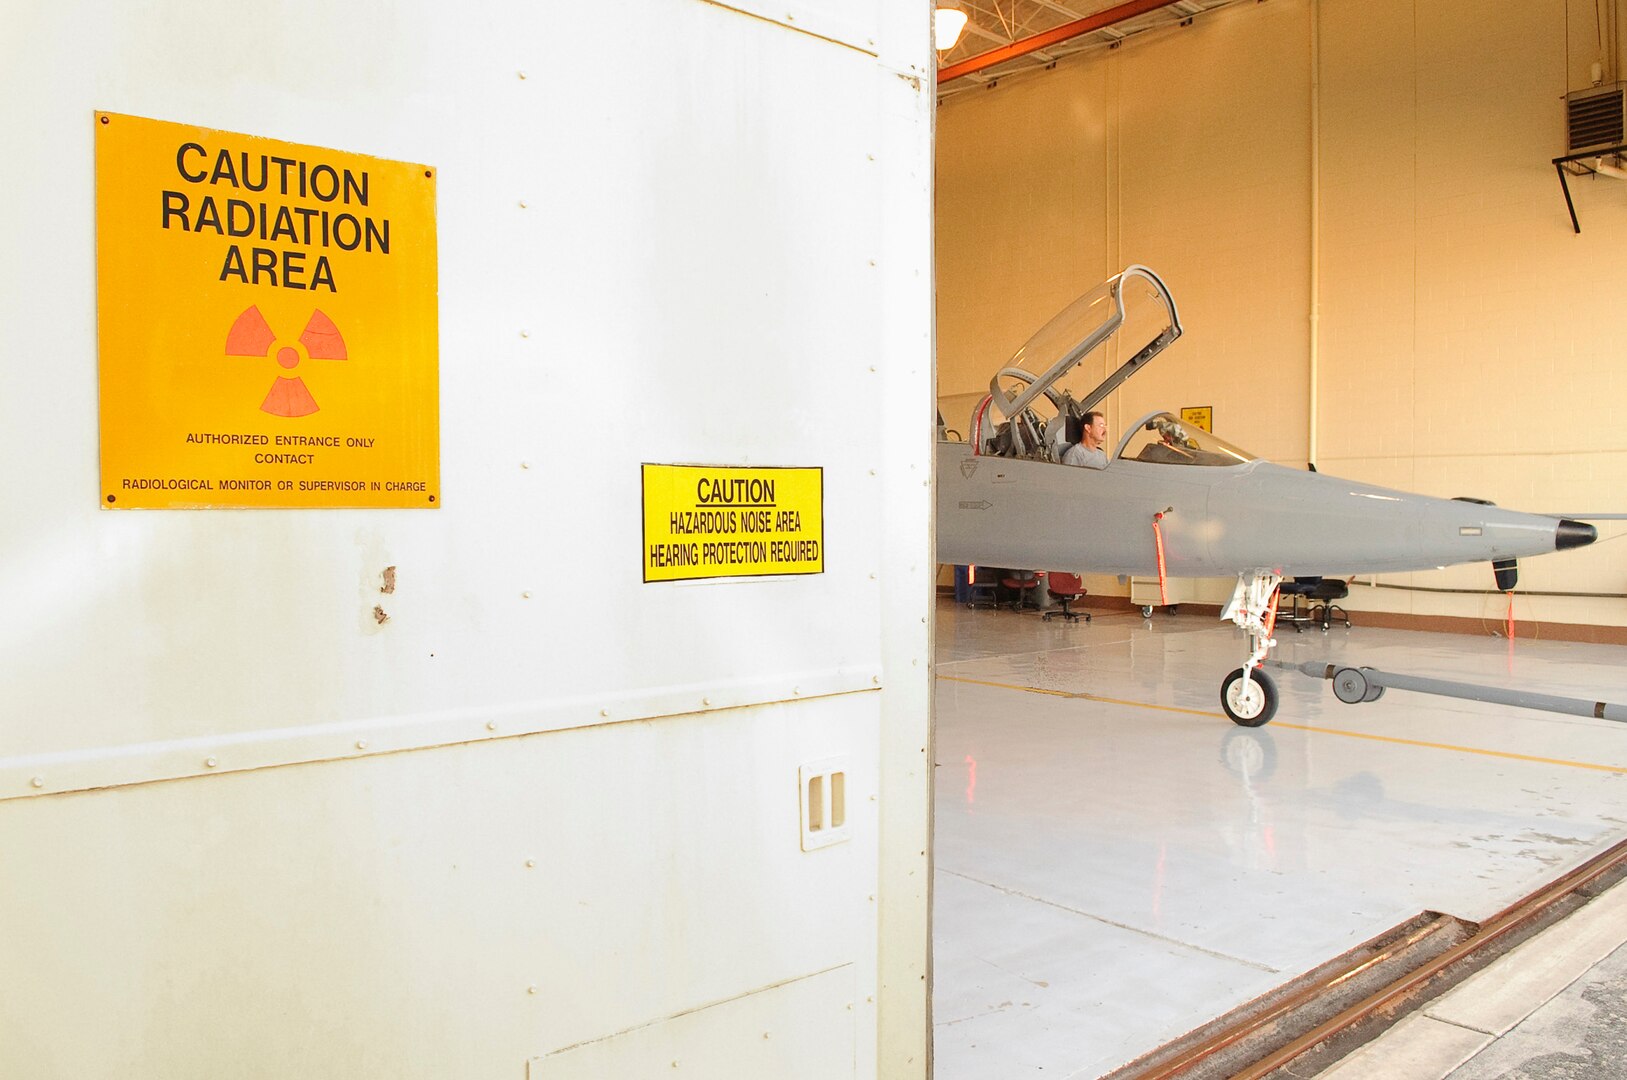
[936,266,1597,726]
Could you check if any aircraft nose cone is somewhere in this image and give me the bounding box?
[1556,519,1597,550]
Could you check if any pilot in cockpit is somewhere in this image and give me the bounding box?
[1062,410,1109,469]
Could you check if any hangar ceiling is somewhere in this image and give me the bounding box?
[937,0,1252,98]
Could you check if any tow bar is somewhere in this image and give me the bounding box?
[1266,659,1627,724]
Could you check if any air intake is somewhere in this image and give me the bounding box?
[1567,84,1626,153]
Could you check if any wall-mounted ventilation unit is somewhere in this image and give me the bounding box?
[1567,83,1626,154]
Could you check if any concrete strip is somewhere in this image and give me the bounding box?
[1425,877,1627,1036]
[1314,1014,1492,1079]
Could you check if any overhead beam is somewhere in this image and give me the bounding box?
[937,0,1176,84]
[962,19,1061,63]
[1030,0,1087,17]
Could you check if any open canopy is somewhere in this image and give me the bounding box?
[974,265,1182,458]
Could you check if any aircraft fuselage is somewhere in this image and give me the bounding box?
[936,443,1593,577]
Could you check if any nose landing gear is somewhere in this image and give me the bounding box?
[1222,666,1278,726]
[1219,570,1283,726]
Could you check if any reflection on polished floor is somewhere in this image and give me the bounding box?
[931,599,1627,1080]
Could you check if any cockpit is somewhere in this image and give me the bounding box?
[1115,412,1256,467]
[960,266,1191,463]
[946,266,1261,469]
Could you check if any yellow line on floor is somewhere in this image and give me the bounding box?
[1266,722,1627,773]
[939,675,1234,718]
[936,674,1627,773]
[938,675,1076,699]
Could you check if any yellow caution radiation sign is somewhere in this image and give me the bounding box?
[643,465,824,582]
[95,112,439,509]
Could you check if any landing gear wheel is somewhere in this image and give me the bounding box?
[1364,684,1385,703]
[1141,605,1154,618]
[1222,667,1278,727]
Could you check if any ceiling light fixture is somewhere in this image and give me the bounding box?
[935,5,969,51]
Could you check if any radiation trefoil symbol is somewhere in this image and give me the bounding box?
[225,306,348,417]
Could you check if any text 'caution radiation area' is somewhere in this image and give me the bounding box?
[95,111,438,509]
[643,465,824,582]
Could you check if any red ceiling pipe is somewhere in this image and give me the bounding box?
[937,0,1177,84]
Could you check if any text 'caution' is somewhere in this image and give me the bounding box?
[643,465,824,582]
[95,111,439,509]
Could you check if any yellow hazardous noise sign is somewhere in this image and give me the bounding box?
[643,465,824,583]
[1180,405,1213,433]
[95,112,439,509]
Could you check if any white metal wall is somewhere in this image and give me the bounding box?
[0,1,935,1076]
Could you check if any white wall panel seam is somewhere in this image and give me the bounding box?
[1,676,882,801]
[697,0,880,55]
[544,960,856,1058]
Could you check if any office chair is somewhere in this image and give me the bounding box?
[1000,570,1041,611]
[1043,572,1090,622]
[1307,577,1351,630]
[965,565,1000,610]
[1278,578,1320,632]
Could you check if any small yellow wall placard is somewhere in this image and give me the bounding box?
[643,465,824,582]
[1180,406,1213,433]
[95,112,439,508]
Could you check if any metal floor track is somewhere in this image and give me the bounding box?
[1102,838,1627,1080]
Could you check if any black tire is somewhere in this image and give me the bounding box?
[1221,667,1278,727]
[1141,605,1154,618]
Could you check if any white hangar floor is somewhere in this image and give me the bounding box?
[930,600,1627,1079]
